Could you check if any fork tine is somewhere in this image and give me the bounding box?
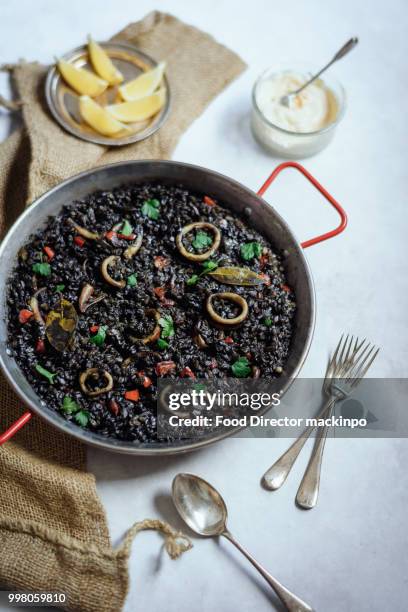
[347,344,375,381]
[337,335,362,378]
[355,337,366,354]
[353,338,370,362]
[333,334,350,377]
[344,334,354,364]
[326,333,344,376]
[350,347,380,386]
[338,333,349,366]
[350,337,367,364]
[359,346,379,379]
[338,339,369,380]
[331,334,344,366]
[350,340,371,371]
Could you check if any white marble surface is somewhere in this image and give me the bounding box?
[1,1,408,611]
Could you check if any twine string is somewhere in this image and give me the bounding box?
[117,518,193,560]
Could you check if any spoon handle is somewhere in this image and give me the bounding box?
[332,37,359,62]
[294,37,358,96]
[222,530,314,612]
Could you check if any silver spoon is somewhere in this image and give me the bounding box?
[280,37,358,108]
[172,473,313,612]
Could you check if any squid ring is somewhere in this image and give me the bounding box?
[79,368,113,397]
[206,292,248,326]
[176,222,221,262]
[101,256,126,289]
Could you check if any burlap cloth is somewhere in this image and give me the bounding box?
[0,12,245,611]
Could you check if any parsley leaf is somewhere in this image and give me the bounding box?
[62,396,80,414]
[201,260,219,273]
[264,317,273,327]
[90,325,108,347]
[61,395,89,426]
[186,261,219,287]
[192,231,213,251]
[231,357,251,378]
[35,364,57,384]
[120,219,133,236]
[159,315,175,339]
[32,262,51,276]
[157,338,169,350]
[55,284,65,293]
[127,273,137,287]
[186,274,199,286]
[142,199,160,220]
[193,382,206,392]
[240,242,262,261]
[75,410,90,427]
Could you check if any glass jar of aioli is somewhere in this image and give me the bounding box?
[251,63,346,158]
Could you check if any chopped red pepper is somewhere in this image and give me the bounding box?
[281,284,291,293]
[109,399,120,416]
[180,366,196,379]
[89,325,99,334]
[124,389,140,402]
[224,336,234,344]
[44,246,55,260]
[204,195,216,207]
[117,233,136,241]
[155,361,176,376]
[259,254,269,269]
[260,273,271,286]
[35,338,45,353]
[74,235,86,248]
[138,371,152,388]
[19,309,33,324]
[153,286,166,299]
[154,256,170,270]
[153,286,174,307]
[106,230,136,241]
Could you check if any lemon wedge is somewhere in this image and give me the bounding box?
[118,62,166,101]
[79,96,130,136]
[57,59,108,97]
[87,36,124,85]
[106,89,166,123]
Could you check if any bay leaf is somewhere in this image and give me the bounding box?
[208,267,267,286]
[46,298,78,351]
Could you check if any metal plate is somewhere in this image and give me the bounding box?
[45,42,171,146]
[0,161,315,455]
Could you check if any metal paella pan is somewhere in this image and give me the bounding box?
[0,160,346,454]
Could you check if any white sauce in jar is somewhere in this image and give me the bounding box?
[255,71,337,133]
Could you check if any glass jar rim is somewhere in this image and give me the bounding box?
[252,65,347,137]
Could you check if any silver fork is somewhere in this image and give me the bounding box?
[262,335,379,508]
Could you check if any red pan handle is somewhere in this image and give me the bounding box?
[257,161,347,248]
[1,161,347,445]
[0,411,32,446]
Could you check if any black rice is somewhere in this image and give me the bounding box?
[6,182,296,443]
